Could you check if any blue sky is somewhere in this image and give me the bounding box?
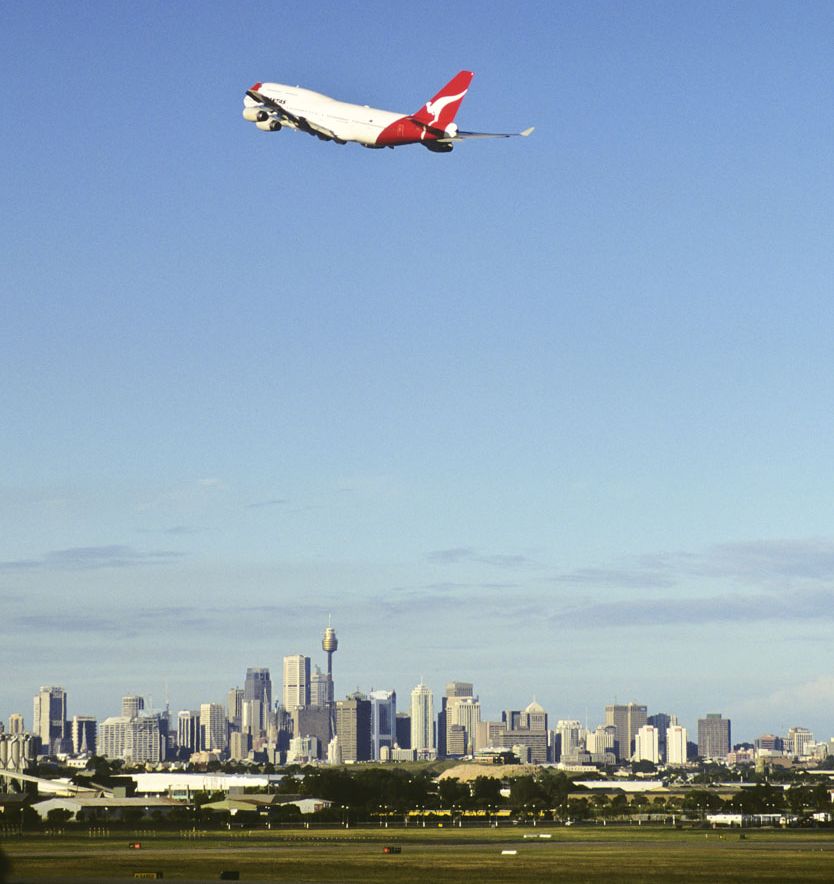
[2,1,834,742]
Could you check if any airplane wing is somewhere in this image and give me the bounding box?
[408,115,534,143]
[245,90,339,141]
[446,127,535,141]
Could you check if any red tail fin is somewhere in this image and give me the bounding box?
[411,70,474,130]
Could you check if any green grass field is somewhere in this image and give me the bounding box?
[3,826,834,882]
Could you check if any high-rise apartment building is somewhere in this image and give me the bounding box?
[99,716,129,760]
[33,686,67,755]
[666,725,688,765]
[283,655,311,711]
[604,703,647,761]
[410,682,434,753]
[127,715,163,763]
[635,725,659,764]
[200,703,227,752]
[71,716,97,755]
[697,713,731,759]
[99,714,162,763]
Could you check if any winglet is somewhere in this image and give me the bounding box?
[520,127,535,137]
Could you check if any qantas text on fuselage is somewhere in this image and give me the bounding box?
[242,71,533,152]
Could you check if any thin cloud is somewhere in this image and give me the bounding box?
[5,613,121,634]
[550,588,834,629]
[245,498,290,509]
[551,568,676,589]
[427,547,536,569]
[0,545,184,572]
[552,537,834,591]
[427,547,476,564]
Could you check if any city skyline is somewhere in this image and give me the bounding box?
[3,4,834,744]
[2,658,826,751]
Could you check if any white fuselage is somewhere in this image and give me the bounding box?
[244,84,405,145]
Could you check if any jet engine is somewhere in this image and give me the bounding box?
[255,119,282,131]
[242,107,269,122]
[424,141,453,153]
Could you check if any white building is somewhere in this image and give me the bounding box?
[99,716,129,760]
[666,725,688,765]
[556,720,583,760]
[410,682,434,753]
[448,696,481,755]
[634,725,659,764]
[121,695,144,719]
[126,715,163,764]
[200,703,227,752]
[33,686,67,754]
[99,715,163,763]
[283,655,311,710]
[786,726,814,758]
[286,735,319,764]
[586,725,616,755]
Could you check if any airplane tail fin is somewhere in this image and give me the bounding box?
[411,70,474,129]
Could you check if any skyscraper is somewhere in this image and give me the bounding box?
[177,710,200,755]
[33,686,67,755]
[244,668,272,732]
[635,725,659,764]
[121,695,145,719]
[447,696,480,755]
[227,687,244,731]
[438,682,473,758]
[410,682,435,754]
[604,703,647,761]
[697,714,731,759]
[335,693,371,762]
[71,716,97,755]
[310,666,332,708]
[555,720,583,761]
[7,714,25,735]
[666,725,688,765]
[369,690,397,760]
[200,703,227,752]
[283,655,311,711]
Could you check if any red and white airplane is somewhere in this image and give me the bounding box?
[242,71,533,152]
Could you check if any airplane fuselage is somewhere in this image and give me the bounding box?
[244,84,434,148]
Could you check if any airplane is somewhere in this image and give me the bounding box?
[242,70,533,153]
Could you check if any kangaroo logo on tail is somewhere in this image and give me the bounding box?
[412,71,474,138]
